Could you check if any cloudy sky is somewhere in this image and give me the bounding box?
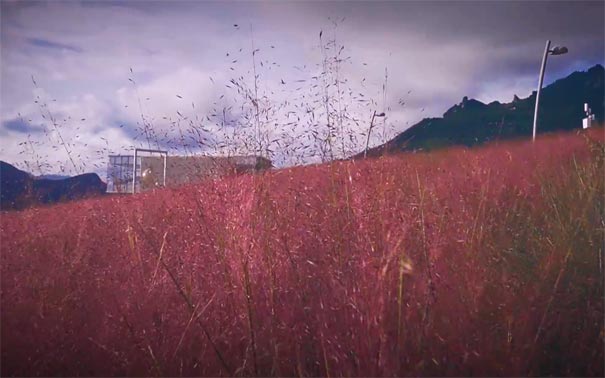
[1,0,603,176]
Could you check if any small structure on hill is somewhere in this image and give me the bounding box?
[583,103,595,129]
[106,150,272,193]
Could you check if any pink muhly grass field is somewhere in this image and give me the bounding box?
[1,128,604,376]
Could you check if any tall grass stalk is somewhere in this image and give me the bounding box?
[134,222,233,375]
[31,75,80,174]
[241,251,259,375]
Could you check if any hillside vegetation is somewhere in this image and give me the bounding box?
[1,128,604,376]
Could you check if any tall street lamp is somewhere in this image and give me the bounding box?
[532,40,568,142]
[364,110,386,158]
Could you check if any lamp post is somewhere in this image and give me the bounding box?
[532,40,568,142]
[364,110,386,158]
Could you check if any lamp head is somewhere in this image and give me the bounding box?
[550,46,568,55]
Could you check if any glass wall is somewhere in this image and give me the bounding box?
[106,155,141,193]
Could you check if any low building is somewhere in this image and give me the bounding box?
[106,154,272,193]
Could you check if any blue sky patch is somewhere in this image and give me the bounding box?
[27,38,83,53]
[3,118,45,134]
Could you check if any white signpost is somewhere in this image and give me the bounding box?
[583,103,595,129]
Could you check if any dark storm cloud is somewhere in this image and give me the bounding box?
[286,1,604,75]
[294,1,603,42]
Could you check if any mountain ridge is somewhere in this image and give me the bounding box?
[0,161,107,210]
[359,64,604,157]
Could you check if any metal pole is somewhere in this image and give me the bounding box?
[533,40,551,142]
[364,111,377,158]
[162,153,167,187]
[132,148,138,194]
